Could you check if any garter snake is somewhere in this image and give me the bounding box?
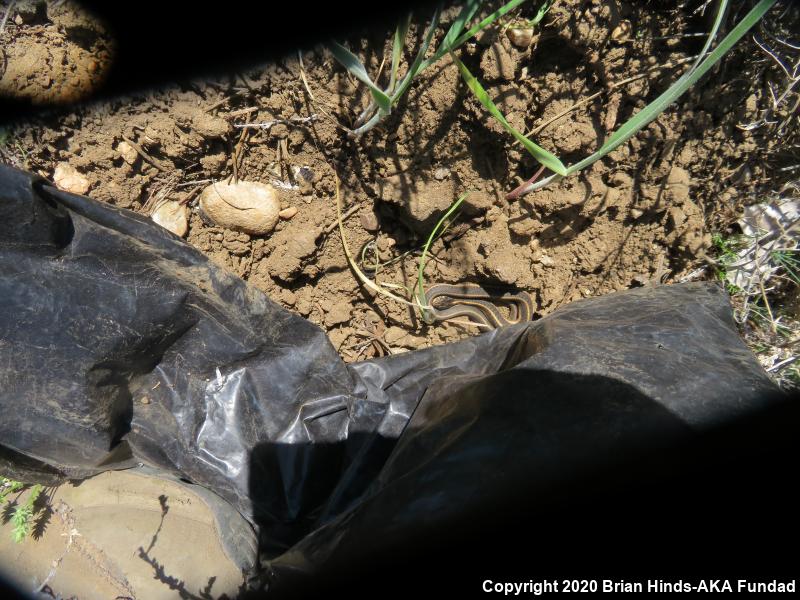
[423,283,535,329]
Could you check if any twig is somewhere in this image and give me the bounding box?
[325,202,360,234]
[234,115,318,130]
[204,93,240,113]
[174,178,212,188]
[120,135,169,172]
[231,127,249,183]
[767,355,798,372]
[224,106,259,119]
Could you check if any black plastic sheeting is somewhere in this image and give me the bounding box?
[0,164,792,592]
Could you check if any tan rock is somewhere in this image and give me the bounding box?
[53,163,90,195]
[116,141,138,166]
[507,27,534,49]
[199,180,280,235]
[151,201,189,238]
[279,206,298,220]
[360,211,379,232]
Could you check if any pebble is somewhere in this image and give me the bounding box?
[360,211,379,232]
[151,201,189,237]
[434,167,450,181]
[279,206,298,220]
[116,141,138,166]
[538,255,555,267]
[53,163,90,195]
[507,27,534,49]
[630,208,644,219]
[199,180,281,235]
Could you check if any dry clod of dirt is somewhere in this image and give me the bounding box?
[480,38,517,81]
[434,167,451,181]
[263,227,323,282]
[53,162,90,194]
[151,201,189,238]
[199,180,281,235]
[324,302,352,328]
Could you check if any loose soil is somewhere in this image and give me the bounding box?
[2,0,797,365]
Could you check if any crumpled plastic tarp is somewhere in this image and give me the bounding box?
[0,164,788,591]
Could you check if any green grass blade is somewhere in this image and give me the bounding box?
[441,0,482,51]
[390,7,442,103]
[417,192,470,321]
[429,0,528,65]
[329,42,393,114]
[453,54,567,176]
[389,14,413,94]
[566,0,774,175]
[690,0,728,71]
[527,0,554,27]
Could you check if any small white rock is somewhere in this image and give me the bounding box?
[434,167,450,181]
[116,141,138,166]
[53,163,91,195]
[199,180,281,235]
[538,255,555,267]
[151,201,189,238]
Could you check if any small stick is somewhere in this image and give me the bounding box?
[204,94,238,113]
[234,115,318,129]
[224,106,259,119]
[121,135,169,172]
[231,127,250,183]
[175,178,213,188]
[767,355,798,372]
[325,202,360,234]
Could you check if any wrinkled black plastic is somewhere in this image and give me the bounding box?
[0,164,788,588]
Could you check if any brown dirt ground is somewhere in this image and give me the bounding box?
[0,0,114,104]
[1,0,798,363]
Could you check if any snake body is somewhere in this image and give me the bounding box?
[424,283,535,328]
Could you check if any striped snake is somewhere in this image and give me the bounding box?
[423,283,535,329]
